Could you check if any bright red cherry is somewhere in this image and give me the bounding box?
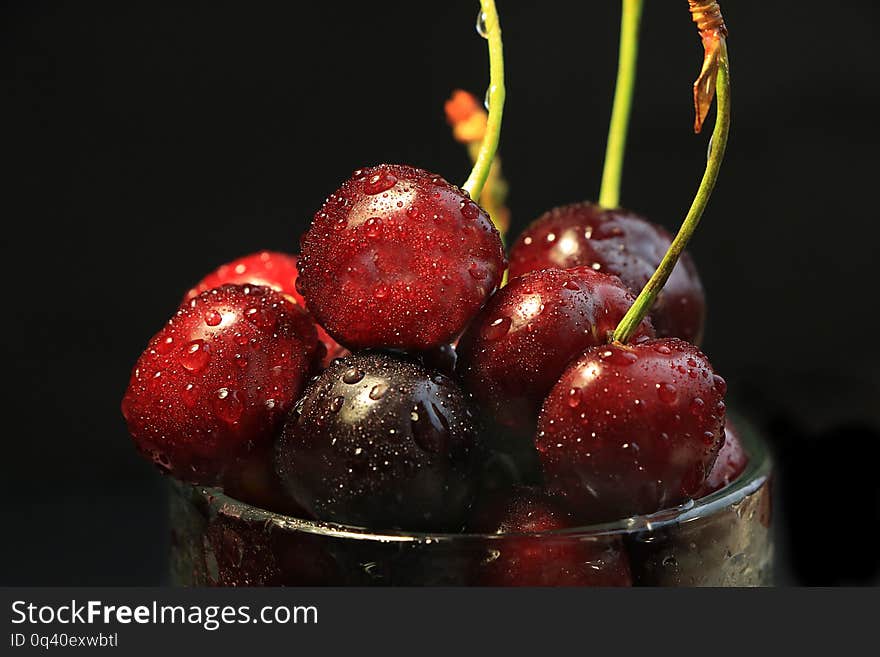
[297,164,506,350]
[456,267,654,428]
[275,351,483,530]
[702,421,748,494]
[184,251,347,366]
[508,203,705,343]
[536,338,726,522]
[467,487,632,586]
[121,284,322,484]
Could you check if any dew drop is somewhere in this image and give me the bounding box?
[329,395,345,413]
[563,280,581,291]
[157,336,175,355]
[657,383,678,405]
[213,388,244,424]
[364,170,398,195]
[475,9,488,38]
[713,374,727,395]
[460,200,480,221]
[690,397,706,415]
[567,388,581,408]
[180,340,210,372]
[653,343,673,355]
[368,383,388,400]
[342,368,365,384]
[481,316,512,341]
[204,309,222,327]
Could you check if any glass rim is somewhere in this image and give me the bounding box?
[188,416,772,543]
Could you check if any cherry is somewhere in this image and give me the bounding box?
[508,203,705,344]
[467,487,632,586]
[184,250,347,367]
[274,351,483,530]
[456,266,654,428]
[121,284,322,484]
[297,164,506,350]
[536,338,726,522]
[702,421,748,494]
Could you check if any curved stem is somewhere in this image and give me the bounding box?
[613,42,730,344]
[599,0,643,209]
[462,0,505,201]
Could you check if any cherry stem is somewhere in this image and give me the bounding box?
[599,0,643,210]
[462,0,506,201]
[613,41,730,344]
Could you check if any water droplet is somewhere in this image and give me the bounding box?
[567,388,581,408]
[204,309,222,326]
[373,284,389,299]
[657,383,678,405]
[653,343,673,355]
[364,170,398,195]
[563,280,581,291]
[475,9,488,38]
[213,388,243,424]
[329,395,344,413]
[690,397,706,415]
[181,383,198,407]
[481,316,512,341]
[368,383,388,400]
[180,339,210,372]
[342,368,365,384]
[364,216,383,238]
[483,87,491,110]
[460,200,480,221]
[713,374,727,395]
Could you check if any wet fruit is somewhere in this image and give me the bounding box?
[508,203,705,343]
[275,351,483,530]
[468,487,632,586]
[456,266,654,428]
[297,164,506,350]
[536,338,726,521]
[121,284,322,483]
[702,421,748,494]
[185,251,347,366]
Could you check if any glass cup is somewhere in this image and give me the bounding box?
[169,420,772,586]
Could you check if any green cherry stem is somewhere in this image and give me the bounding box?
[599,0,643,210]
[613,41,730,344]
[463,0,506,201]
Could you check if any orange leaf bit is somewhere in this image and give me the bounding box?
[688,1,728,133]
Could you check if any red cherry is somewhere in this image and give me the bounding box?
[508,203,705,343]
[468,487,632,586]
[121,284,322,484]
[702,421,748,494]
[297,164,506,350]
[185,251,347,367]
[456,267,654,428]
[536,338,726,521]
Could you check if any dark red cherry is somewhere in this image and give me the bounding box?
[508,203,705,343]
[121,284,322,484]
[536,338,726,521]
[467,487,632,586]
[185,251,347,367]
[456,267,654,428]
[274,351,482,530]
[297,164,506,350]
[702,421,748,494]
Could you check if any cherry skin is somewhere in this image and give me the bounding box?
[121,284,322,484]
[467,487,632,586]
[536,338,726,522]
[297,164,506,350]
[456,266,654,428]
[508,203,705,344]
[274,351,483,530]
[702,420,748,494]
[184,250,347,367]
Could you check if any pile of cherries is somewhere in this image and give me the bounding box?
[123,163,747,585]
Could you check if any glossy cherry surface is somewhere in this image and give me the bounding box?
[702,421,748,494]
[467,487,632,586]
[456,266,654,428]
[122,284,322,483]
[275,351,482,530]
[185,250,346,366]
[536,338,726,521]
[508,203,705,343]
[297,164,506,350]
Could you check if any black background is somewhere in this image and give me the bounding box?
[2,1,878,585]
